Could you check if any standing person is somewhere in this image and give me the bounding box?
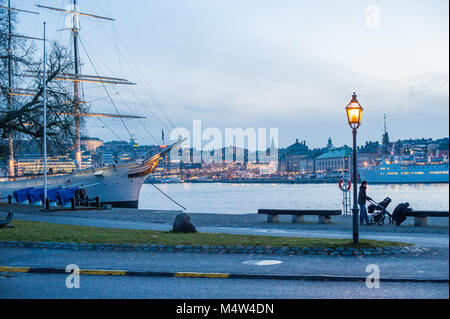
[358,181,373,225]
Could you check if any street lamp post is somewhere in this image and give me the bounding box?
[345,92,363,244]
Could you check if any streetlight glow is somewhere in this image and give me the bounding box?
[346,92,363,129]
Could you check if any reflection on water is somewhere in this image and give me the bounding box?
[139,183,449,215]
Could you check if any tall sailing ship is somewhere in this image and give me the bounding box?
[0,1,181,208]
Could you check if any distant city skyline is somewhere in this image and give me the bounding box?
[12,0,449,149]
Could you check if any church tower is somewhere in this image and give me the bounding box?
[327,137,333,150]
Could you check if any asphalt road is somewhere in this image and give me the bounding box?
[0,247,448,280]
[1,272,447,299]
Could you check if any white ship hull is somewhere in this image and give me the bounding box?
[1,163,146,208]
[0,143,180,208]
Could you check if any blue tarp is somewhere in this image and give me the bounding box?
[47,187,62,203]
[13,187,34,203]
[57,187,79,205]
[28,188,44,203]
[12,186,81,205]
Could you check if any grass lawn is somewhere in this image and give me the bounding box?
[0,220,411,248]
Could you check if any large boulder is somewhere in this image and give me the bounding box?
[172,213,196,233]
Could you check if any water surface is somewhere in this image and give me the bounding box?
[139,183,449,214]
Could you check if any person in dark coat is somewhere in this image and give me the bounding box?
[358,181,373,225]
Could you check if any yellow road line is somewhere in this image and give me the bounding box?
[0,266,30,273]
[175,272,229,278]
[0,266,229,279]
[78,269,127,276]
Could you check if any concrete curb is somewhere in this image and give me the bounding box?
[0,240,431,257]
[0,265,447,283]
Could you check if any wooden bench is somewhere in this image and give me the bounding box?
[405,211,449,226]
[258,209,342,224]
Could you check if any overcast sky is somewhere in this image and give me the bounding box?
[12,0,450,149]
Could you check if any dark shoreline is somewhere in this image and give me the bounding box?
[147,179,342,184]
[146,180,449,185]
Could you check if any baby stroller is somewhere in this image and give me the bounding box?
[367,197,392,225]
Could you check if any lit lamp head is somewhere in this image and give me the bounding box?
[345,92,363,129]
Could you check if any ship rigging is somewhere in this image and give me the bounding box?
[0,0,184,208]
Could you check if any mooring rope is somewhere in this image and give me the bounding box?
[149,183,186,211]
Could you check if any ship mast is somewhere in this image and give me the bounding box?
[72,0,82,169]
[36,2,140,171]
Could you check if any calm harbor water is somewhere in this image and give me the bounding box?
[139,183,449,214]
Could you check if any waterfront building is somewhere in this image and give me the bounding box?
[181,147,191,163]
[315,147,352,174]
[81,137,104,153]
[101,152,115,165]
[247,162,278,175]
[118,152,132,163]
[398,138,433,157]
[298,155,316,175]
[277,149,288,173]
[437,140,449,159]
[427,139,449,159]
[135,151,150,160]
[221,146,246,163]
[15,155,92,176]
[286,139,309,172]
[357,141,383,167]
